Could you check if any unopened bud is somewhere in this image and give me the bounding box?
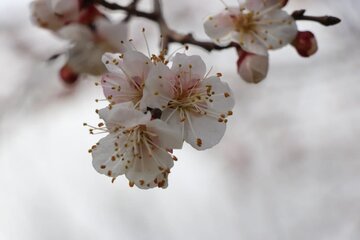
[237,50,269,84]
[292,31,318,57]
[60,64,79,85]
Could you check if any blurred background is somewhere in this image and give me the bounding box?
[0,0,359,239]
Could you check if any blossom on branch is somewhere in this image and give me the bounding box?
[31,0,100,31]
[203,0,297,56]
[141,53,235,150]
[90,103,183,189]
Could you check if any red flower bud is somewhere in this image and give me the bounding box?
[60,64,79,85]
[292,31,318,57]
[237,50,269,84]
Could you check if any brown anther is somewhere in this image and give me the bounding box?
[107,170,112,176]
[196,138,203,147]
[139,180,145,185]
[224,92,230,98]
[216,73,223,77]
[227,111,233,116]
[129,181,134,187]
[100,165,106,169]
[157,180,165,188]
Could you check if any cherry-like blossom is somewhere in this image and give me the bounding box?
[204,0,297,56]
[31,0,100,31]
[57,18,128,81]
[141,53,235,150]
[90,103,183,189]
[100,50,152,107]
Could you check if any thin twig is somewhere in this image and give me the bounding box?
[292,10,341,26]
[94,0,341,52]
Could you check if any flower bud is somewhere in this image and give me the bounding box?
[237,50,269,84]
[292,31,318,57]
[60,64,79,85]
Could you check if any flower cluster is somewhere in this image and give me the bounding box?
[87,50,235,189]
[31,0,128,84]
[28,0,339,190]
[204,0,319,83]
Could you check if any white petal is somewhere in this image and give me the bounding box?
[30,0,64,30]
[237,52,269,83]
[95,18,129,52]
[232,31,269,56]
[140,63,176,111]
[255,10,297,50]
[51,0,80,25]
[184,110,226,150]
[246,0,283,12]
[202,76,235,113]
[66,39,108,75]
[121,50,152,80]
[102,51,151,83]
[102,52,124,74]
[99,103,151,130]
[203,9,237,45]
[125,146,173,189]
[101,72,140,104]
[51,0,79,15]
[147,119,183,150]
[57,23,93,41]
[92,134,127,177]
[170,53,206,81]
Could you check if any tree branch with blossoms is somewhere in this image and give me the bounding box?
[30,0,341,189]
[94,0,340,52]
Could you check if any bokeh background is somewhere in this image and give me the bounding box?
[1,0,359,239]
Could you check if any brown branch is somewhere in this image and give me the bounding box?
[94,0,340,52]
[94,0,233,52]
[292,10,341,26]
[94,0,158,21]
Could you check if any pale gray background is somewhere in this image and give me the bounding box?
[0,0,359,239]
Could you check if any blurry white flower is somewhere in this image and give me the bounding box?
[204,0,297,56]
[291,31,318,57]
[30,0,100,31]
[237,50,269,83]
[141,53,235,150]
[57,18,128,82]
[101,50,152,107]
[90,103,183,189]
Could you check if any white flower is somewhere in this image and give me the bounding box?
[57,18,128,77]
[237,50,269,84]
[91,103,183,189]
[203,0,297,56]
[141,53,235,150]
[30,0,98,31]
[101,50,152,107]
